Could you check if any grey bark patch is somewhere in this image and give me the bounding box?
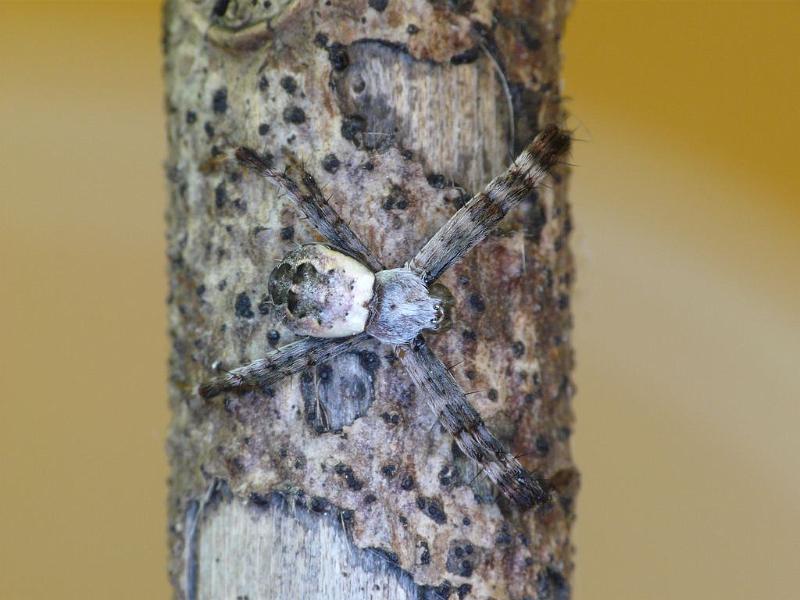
[301,352,376,433]
[330,41,510,190]
[196,495,420,600]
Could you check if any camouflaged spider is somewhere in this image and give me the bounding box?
[199,125,570,509]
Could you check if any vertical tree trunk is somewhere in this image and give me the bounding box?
[164,0,576,598]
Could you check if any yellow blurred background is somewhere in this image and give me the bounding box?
[1,1,797,598]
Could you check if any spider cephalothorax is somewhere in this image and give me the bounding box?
[199,125,570,509]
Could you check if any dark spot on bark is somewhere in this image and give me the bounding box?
[334,463,364,490]
[535,434,551,456]
[310,496,329,513]
[258,75,269,91]
[447,0,474,14]
[316,363,333,383]
[258,123,270,135]
[327,43,350,71]
[495,526,512,545]
[382,185,409,210]
[249,492,270,507]
[468,293,485,312]
[267,329,280,346]
[204,122,215,138]
[558,294,570,310]
[521,28,542,51]
[512,340,526,358]
[185,110,197,124]
[283,106,306,124]
[406,24,419,35]
[351,75,366,94]
[381,464,397,478]
[211,0,229,17]
[322,153,340,173]
[341,114,367,145]
[314,32,329,48]
[451,190,469,209]
[357,350,380,374]
[400,474,415,491]
[417,496,447,524]
[217,279,227,291]
[368,0,388,10]
[426,172,447,189]
[399,515,408,527]
[234,292,254,318]
[457,584,472,599]
[257,295,270,316]
[225,455,244,475]
[461,329,476,342]
[421,582,454,600]
[280,75,297,94]
[280,225,294,240]
[537,567,570,600]
[195,284,206,297]
[487,388,498,402]
[212,87,228,114]
[364,493,377,504]
[438,464,460,488]
[214,183,227,208]
[418,540,431,564]
[450,46,480,65]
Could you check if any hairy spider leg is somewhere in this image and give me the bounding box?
[198,333,372,399]
[409,124,570,283]
[398,337,550,509]
[235,147,384,271]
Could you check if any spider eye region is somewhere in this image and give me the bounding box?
[268,244,375,338]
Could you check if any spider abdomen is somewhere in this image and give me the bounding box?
[269,244,374,338]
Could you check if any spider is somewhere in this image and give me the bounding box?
[199,125,570,510]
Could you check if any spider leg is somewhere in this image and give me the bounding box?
[397,336,549,510]
[408,125,570,283]
[198,333,371,399]
[235,147,384,271]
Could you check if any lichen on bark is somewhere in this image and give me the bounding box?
[165,0,576,598]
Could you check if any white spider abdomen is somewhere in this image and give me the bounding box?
[268,244,375,338]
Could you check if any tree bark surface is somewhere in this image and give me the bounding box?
[164,1,577,598]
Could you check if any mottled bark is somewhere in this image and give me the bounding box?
[164,0,576,598]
